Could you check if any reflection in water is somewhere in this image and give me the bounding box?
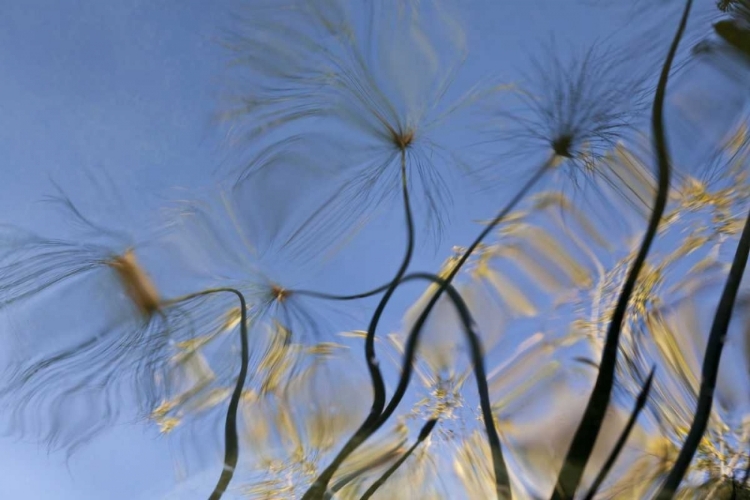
[2,0,750,498]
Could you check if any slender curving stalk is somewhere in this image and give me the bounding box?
[301,159,550,500]
[301,150,415,500]
[301,271,509,499]
[298,157,549,307]
[293,282,393,301]
[163,287,248,500]
[359,418,439,500]
[373,272,510,498]
[655,207,750,498]
[582,367,656,500]
[550,2,692,498]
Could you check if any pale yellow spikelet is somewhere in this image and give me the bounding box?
[724,121,748,156]
[222,306,244,331]
[151,400,176,420]
[157,417,181,434]
[107,249,161,318]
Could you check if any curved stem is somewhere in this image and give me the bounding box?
[451,160,550,286]
[359,418,438,500]
[300,160,548,500]
[299,157,546,311]
[582,367,656,500]
[655,206,750,498]
[301,271,509,499]
[384,160,549,435]
[376,272,510,498]
[165,287,249,500]
[302,155,547,500]
[550,2,691,497]
[293,281,393,301]
[301,151,415,500]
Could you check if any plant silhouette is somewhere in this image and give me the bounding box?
[2,1,750,499]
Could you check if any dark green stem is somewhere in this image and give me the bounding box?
[293,282,393,301]
[207,290,249,500]
[550,1,691,497]
[164,287,248,500]
[301,151,414,500]
[302,150,548,500]
[582,367,655,500]
[655,207,750,498]
[301,271,510,499]
[359,419,438,500]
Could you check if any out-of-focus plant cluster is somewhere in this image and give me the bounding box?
[2,0,750,499]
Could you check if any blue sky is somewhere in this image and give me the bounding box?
[1,1,746,499]
[0,2,235,498]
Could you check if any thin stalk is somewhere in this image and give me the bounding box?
[164,287,248,500]
[550,1,691,497]
[384,161,550,429]
[378,272,510,498]
[293,282,393,301]
[359,418,439,500]
[655,207,750,498]
[302,155,548,500]
[582,367,656,500]
[301,271,509,499]
[301,151,415,500]
[302,273,510,499]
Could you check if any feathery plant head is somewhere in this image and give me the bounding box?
[6,1,750,498]
[222,0,510,251]
[0,174,182,452]
[0,170,162,311]
[166,191,339,343]
[0,175,273,469]
[494,41,649,183]
[223,0,479,141]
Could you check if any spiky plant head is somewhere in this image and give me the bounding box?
[0,171,183,454]
[165,191,347,343]
[497,41,649,176]
[221,0,510,253]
